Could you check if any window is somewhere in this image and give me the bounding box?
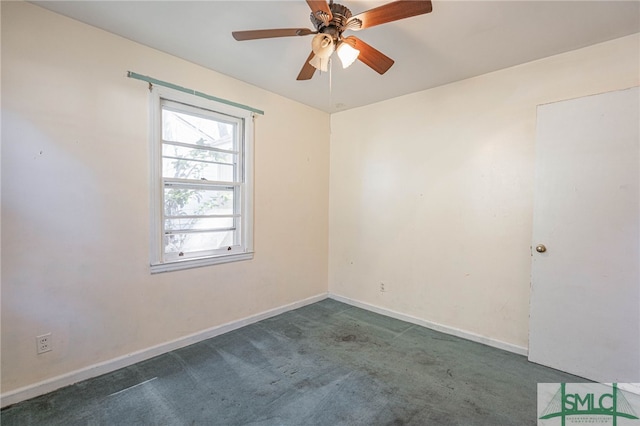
[149,86,254,273]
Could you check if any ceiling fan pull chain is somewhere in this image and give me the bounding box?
[329,57,333,109]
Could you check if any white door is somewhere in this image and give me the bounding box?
[529,87,640,382]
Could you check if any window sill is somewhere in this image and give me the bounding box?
[150,252,254,274]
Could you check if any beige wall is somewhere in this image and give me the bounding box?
[329,34,639,350]
[3,0,639,402]
[1,2,329,394]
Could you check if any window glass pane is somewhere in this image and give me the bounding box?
[152,88,253,271]
[165,217,234,232]
[162,145,235,182]
[165,231,234,254]
[162,108,236,151]
[164,187,234,217]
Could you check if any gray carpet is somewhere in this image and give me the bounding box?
[1,299,584,425]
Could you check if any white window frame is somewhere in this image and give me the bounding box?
[149,85,254,273]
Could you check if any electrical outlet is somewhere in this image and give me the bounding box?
[36,333,52,354]
[380,282,385,293]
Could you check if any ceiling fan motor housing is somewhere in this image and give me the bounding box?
[310,2,362,43]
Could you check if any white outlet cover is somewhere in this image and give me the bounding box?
[36,333,52,354]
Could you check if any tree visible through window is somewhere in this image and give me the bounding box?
[150,86,254,272]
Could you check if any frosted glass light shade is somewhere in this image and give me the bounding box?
[337,42,360,69]
[309,54,330,72]
[309,34,335,72]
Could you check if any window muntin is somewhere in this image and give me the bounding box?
[150,87,253,272]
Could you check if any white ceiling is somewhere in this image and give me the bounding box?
[32,1,640,113]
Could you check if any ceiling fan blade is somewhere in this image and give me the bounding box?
[306,0,333,21]
[349,36,395,75]
[350,0,432,30]
[297,51,317,80]
[232,28,315,41]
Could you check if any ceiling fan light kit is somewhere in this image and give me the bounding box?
[232,0,433,80]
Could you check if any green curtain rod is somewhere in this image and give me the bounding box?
[127,71,264,116]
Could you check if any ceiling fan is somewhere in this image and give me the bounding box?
[232,0,433,80]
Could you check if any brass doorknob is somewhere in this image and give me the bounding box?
[535,244,547,253]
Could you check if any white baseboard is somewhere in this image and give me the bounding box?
[328,293,529,356]
[2,291,529,408]
[0,292,328,408]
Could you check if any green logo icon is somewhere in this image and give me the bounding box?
[539,383,639,426]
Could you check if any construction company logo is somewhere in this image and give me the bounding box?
[538,383,640,426]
